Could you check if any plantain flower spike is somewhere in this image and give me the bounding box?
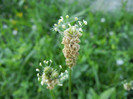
[62,26,82,68]
[36,60,68,89]
[123,81,133,91]
[53,15,87,68]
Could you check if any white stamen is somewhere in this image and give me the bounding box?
[36,68,39,71]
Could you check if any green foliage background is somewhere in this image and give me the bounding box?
[0,0,133,99]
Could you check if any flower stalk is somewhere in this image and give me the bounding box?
[50,89,55,99]
[69,68,72,99]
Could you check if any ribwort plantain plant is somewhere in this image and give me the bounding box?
[36,60,68,99]
[53,15,87,99]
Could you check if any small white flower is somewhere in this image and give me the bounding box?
[39,62,42,66]
[43,60,46,63]
[68,23,71,27]
[61,73,63,76]
[62,25,66,29]
[50,60,52,63]
[37,73,39,77]
[58,84,63,86]
[54,28,57,31]
[71,26,76,31]
[75,17,78,21]
[41,81,43,85]
[78,21,82,26]
[64,75,67,79]
[58,20,61,25]
[63,76,65,79]
[54,24,57,26]
[59,65,62,69]
[79,28,83,32]
[12,30,17,35]
[32,25,36,30]
[45,80,48,82]
[83,20,87,25]
[65,74,68,78]
[66,15,69,18]
[74,24,78,27]
[42,73,45,76]
[123,83,128,89]
[69,44,71,47]
[47,85,50,88]
[61,77,65,80]
[123,83,130,91]
[60,16,63,20]
[109,31,114,35]
[46,61,48,64]
[65,70,68,73]
[3,24,8,29]
[58,17,63,24]
[116,59,124,65]
[36,68,39,71]
[44,80,48,83]
[38,77,40,80]
[60,77,64,80]
[60,18,63,22]
[101,18,106,23]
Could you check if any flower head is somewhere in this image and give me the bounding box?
[123,81,133,91]
[36,60,68,89]
[53,15,87,68]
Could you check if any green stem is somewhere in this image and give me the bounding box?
[50,89,55,99]
[69,68,72,99]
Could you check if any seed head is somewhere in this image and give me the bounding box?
[62,26,82,68]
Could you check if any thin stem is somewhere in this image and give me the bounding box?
[50,89,55,99]
[69,68,72,99]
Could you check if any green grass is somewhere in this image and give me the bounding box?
[0,0,133,99]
